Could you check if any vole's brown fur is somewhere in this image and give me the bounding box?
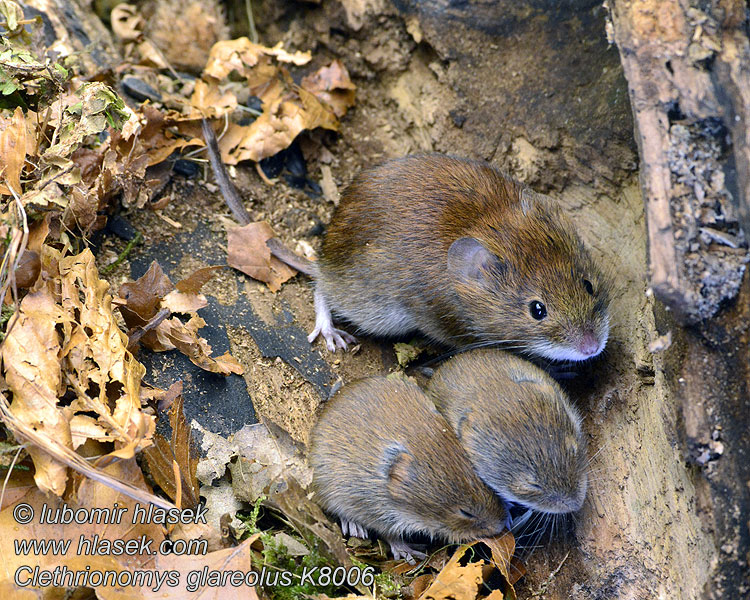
[308,376,508,557]
[311,154,611,361]
[428,348,588,514]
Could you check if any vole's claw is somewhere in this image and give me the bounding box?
[340,519,368,539]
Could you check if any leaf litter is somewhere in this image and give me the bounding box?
[0,1,527,598]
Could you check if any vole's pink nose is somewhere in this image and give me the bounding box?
[578,331,600,357]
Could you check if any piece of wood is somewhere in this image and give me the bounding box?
[24,0,121,76]
[607,0,750,322]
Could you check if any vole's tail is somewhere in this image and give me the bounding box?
[266,237,317,277]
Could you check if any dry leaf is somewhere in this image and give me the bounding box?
[137,104,204,167]
[229,422,312,503]
[153,314,244,375]
[162,265,223,313]
[226,222,296,291]
[118,263,242,374]
[1,247,157,495]
[58,249,155,458]
[119,261,175,324]
[176,265,224,294]
[1,285,71,495]
[203,38,310,82]
[417,545,484,600]
[142,393,200,508]
[111,3,144,42]
[137,534,261,599]
[162,288,208,314]
[480,533,518,597]
[265,478,352,568]
[0,106,27,195]
[300,59,357,117]
[193,37,345,163]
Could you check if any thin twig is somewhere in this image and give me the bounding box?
[0,445,24,510]
[530,550,570,597]
[127,307,171,348]
[37,164,74,192]
[101,231,143,274]
[245,0,258,44]
[201,118,252,226]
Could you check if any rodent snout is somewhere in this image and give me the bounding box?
[577,330,602,357]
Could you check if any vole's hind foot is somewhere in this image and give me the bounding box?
[308,290,356,351]
[387,539,427,564]
[340,519,368,539]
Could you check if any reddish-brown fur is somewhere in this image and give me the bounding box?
[316,154,611,360]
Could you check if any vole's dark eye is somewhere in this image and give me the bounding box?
[583,279,594,295]
[459,509,477,520]
[529,301,547,320]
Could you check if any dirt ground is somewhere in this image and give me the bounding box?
[91,1,728,597]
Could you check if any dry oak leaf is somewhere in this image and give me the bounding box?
[227,222,296,291]
[1,284,71,496]
[119,260,175,325]
[203,38,311,82]
[0,106,27,195]
[219,89,339,164]
[154,314,244,375]
[142,393,201,508]
[190,78,239,119]
[479,532,519,596]
[416,544,486,600]
[134,534,260,599]
[118,262,240,374]
[300,59,356,118]
[136,104,204,167]
[58,249,154,458]
[0,458,167,600]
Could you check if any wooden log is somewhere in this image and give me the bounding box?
[606,0,750,322]
[22,0,121,76]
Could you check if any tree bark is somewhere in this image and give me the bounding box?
[606,0,750,323]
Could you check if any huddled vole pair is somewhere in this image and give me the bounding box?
[294,154,611,362]
[309,349,587,561]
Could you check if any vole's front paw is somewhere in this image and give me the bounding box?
[388,539,427,564]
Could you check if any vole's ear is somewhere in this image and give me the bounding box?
[455,409,473,443]
[383,443,413,499]
[447,237,505,282]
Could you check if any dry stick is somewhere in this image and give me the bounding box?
[37,164,74,192]
[127,307,171,349]
[201,119,251,226]
[245,0,258,44]
[530,550,570,598]
[0,445,24,510]
[200,119,317,276]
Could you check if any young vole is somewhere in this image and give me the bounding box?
[308,376,508,561]
[427,348,588,514]
[305,154,611,360]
